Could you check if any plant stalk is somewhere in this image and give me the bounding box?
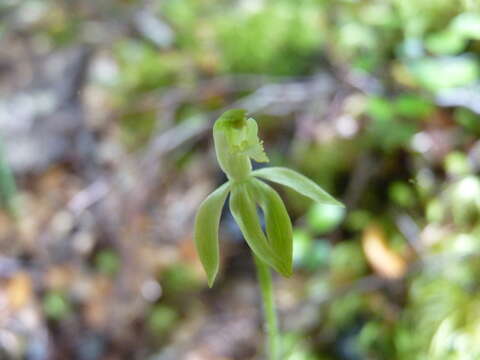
[254,255,280,360]
[0,136,17,217]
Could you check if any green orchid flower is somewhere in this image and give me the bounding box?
[194,109,343,287]
[194,109,343,359]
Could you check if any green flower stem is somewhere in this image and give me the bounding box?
[254,254,280,360]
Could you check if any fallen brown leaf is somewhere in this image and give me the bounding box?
[362,224,407,279]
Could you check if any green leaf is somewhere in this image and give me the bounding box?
[367,96,395,122]
[249,178,293,275]
[451,13,480,40]
[425,30,466,55]
[252,167,343,207]
[410,56,479,91]
[307,203,345,234]
[194,182,230,287]
[394,95,434,119]
[43,291,71,320]
[229,182,291,276]
[0,138,18,216]
[454,107,480,135]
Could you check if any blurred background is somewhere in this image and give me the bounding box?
[1,0,480,359]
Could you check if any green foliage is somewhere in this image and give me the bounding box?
[410,56,479,91]
[396,256,480,360]
[448,176,480,227]
[95,250,121,276]
[307,203,345,235]
[444,152,471,177]
[366,96,419,151]
[148,305,179,334]
[43,291,71,320]
[451,12,480,39]
[358,321,394,357]
[330,241,368,281]
[346,210,372,232]
[292,228,331,270]
[389,181,416,208]
[328,293,364,328]
[119,110,157,149]
[114,40,187,93]
[281,332,325,360]
[162,263,202,296]
[162,0,324,75]
[0,137,17,215]
[394,94,434,119]
[216,0,323,75]
[425,30,466,55]
[455,108,480,135]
